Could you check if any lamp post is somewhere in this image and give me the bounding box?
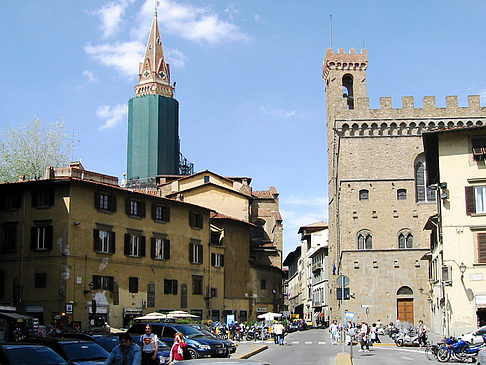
[459,263,466,278]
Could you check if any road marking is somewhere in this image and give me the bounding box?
[305,341,312,344]
[292,341,300,344]
[401,357,413,360]
[318,342,326,345]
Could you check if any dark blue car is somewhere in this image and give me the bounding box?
[127,323,228,358]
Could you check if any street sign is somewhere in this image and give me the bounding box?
[65,303,73,314]
[361,305,373,308]
[337,275,349,287]
[337,287,350,300]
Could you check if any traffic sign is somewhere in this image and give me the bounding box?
[337,275,349,287]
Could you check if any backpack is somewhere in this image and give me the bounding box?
[182,345,192,360]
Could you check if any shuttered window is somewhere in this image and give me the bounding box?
[151,238,170,260]
[478,233,486,263]
[129,277,139,293]
[465,186,486,215]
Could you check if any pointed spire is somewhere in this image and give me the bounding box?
[134,3,174,98]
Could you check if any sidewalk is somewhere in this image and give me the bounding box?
[232,340,270,359]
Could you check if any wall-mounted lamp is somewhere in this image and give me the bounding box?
[74,222,81,226]
[439,182,448,200]
[459,262,467,277]
[83,281,94,294]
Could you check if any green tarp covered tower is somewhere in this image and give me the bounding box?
[127,7,179,180]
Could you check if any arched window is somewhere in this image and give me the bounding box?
[359,189,369,201]
[397,286,413,295]
[398,232,413,249]
[342,74,354,109]
[397,189,407,200]
[357,231,372,250]
[415,155,436,202]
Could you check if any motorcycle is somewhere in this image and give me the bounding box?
[395,329,420,347]
[437,337,485,362]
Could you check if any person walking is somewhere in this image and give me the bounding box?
[370,323,380,344]
[140,324,159,365]
[358,322,370,352]
[169,332,188,363]
[418,320,427,347]
[104,333,141,365]
[273,321,285,345]
[329,320,339,345]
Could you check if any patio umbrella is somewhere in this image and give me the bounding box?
[134,312,168,321]
[257,312,282,321]
[166,310,199,318]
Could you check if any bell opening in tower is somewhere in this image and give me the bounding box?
[342,74,354,109]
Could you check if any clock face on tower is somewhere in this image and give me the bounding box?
[158,71,166,79]
[143,70,150,78]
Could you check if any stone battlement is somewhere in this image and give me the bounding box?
[335,94,486,137]
[323,48,368,80]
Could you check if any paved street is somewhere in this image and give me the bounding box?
[242,328,429,365]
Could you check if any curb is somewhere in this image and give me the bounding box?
[237,345,268,359]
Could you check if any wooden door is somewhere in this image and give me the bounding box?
[397,298,414,324]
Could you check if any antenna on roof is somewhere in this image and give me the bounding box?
[330,14,333,48]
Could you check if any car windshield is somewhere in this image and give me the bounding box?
[95,336,120,351]
[175,326,206,339]
[193,327,216,339]
[61,342,109,361]
[6,346,68,365]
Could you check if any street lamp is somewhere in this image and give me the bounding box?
[459,263,467,277]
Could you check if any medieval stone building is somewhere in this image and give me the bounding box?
[322,48,486,325]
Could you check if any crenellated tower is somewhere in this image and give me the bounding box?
[127,6,180,181]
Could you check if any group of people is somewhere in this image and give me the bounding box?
[329,320,384,351]
[329,319,428,351]
[104,324,190,365]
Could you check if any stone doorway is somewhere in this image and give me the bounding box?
[397,298,414,324]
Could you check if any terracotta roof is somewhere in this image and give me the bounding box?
[298,221,328,234]
[0,177,211,212]
[252,190,273,199]
[423,124,486,135]
[210,212,256,227]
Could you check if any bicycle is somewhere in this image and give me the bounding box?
[425,343,439,361]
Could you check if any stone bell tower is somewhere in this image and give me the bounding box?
[127,6,180,181]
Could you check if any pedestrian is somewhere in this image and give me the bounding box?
[329,320,339,345]
[273,321,285,345]
[418,320,427,347]
[370,323,380,344]
[140,324,159,365]
[345,321,354,346]
[169,332,189,363]
[358,322,370,352]
[104,333,141,365]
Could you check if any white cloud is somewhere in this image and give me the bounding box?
[284,194,327,206]
[85,41,145,78]
[95,0,134,38]
[259,105,297,119]
[83,70,98,83]
[166,48,187,68]
[135,0,249,44]
[280,209,327,231]
[97,104,128,129]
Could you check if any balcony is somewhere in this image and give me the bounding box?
[312,262,323,272]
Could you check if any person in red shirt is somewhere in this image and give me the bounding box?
[169,332,188,363]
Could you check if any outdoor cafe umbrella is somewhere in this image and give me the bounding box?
[134,312,168,321]
[166,310,199,318]
[257,312,282,321]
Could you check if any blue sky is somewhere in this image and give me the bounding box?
[1,1,486,257]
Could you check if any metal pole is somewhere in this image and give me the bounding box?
[341,283,345,353]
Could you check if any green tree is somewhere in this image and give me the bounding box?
[0,118,78,182]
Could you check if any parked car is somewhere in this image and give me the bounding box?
[23,337,109,365]
[60,333,120,352]
[286,322,299,333]
[127,323,228,358]
[61,332,171,364]
[182,359,271,365]
[460,325,486,344]
[188,324,236,355]
[0,343,68,365]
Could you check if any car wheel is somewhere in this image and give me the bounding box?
[396,339,404,347]
[188,348,198,359]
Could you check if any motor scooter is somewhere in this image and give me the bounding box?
[395,329,420,347]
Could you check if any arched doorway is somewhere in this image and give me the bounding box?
[397,286,414,324]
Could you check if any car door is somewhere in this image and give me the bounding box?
[161,325,177,347]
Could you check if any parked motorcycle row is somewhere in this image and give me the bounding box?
[208,323,282,342]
